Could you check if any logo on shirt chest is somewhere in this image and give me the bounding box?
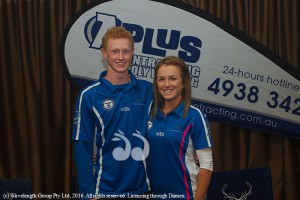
[102,99,114,110]
[133,97,146,106]
[123,97,146,106]
[156,132,165,137]
[169,124,184,133]
[120,107,131,112]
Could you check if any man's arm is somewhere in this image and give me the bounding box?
[74,140,95,199]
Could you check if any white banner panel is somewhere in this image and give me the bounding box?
[60,0,300,138]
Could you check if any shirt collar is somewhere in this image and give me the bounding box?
[99,70,138,94]
[157,101,185,118]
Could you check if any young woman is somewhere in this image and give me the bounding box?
[147,56,213,200]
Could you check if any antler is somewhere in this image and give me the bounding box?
[222,183,239,200]
[239,181,253,200]
[222,182,253,200]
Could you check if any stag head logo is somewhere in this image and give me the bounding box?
[222,181,253,200]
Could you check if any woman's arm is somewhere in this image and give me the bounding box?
[195,168,212,200]
[194,148,213,200]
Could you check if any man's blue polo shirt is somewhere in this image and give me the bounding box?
[72,70,153,196]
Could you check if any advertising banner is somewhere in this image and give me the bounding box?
[61,0,300,138]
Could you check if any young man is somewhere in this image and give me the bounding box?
[72,26,153,199]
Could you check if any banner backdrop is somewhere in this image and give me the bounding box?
[60,0,300,139]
